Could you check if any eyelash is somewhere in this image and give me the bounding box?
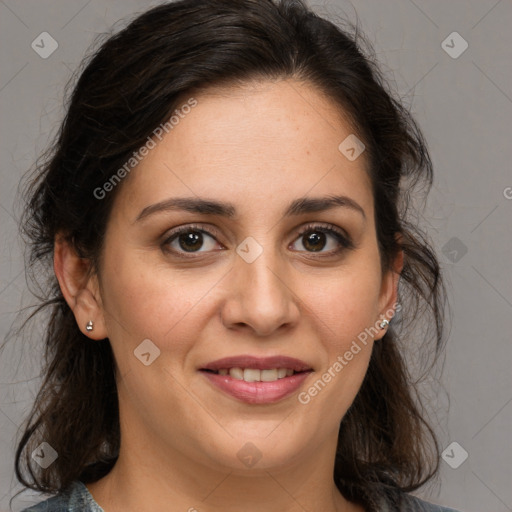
[161,222,355,258]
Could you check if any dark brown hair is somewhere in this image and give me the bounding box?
[13,0,448,508]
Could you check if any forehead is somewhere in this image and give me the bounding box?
[118,79,373,221]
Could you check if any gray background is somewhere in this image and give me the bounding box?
[0,0,511,511]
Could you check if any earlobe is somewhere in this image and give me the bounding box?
[74,288,108,340]
[53,235,108,340]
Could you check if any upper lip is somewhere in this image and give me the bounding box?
[200,355,313,372]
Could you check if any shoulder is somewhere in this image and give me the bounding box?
[20,481,103,512]
[366,485,463,512]
[400,493,462,512]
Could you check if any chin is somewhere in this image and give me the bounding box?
[197,430,308,473]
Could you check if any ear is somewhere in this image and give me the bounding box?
[53,234,108,340]
[375,232,404,340]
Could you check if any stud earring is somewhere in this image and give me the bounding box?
[85,320,94,332]
[378,318,389,330]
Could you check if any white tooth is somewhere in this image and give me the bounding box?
[260,369,278,382]
[286,369,294,377]
[218,368,228,376]
[229,367,244,380]
[243,368,261,382]
[277,368,287,379]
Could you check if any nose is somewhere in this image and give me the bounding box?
[220,246,301,337]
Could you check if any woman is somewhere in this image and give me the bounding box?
[14,0,459,511]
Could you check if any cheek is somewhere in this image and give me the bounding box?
[99,246,225,367]
[295,264,380,412]
[305,264,382,346]
[99,251,216,428]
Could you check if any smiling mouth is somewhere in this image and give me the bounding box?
[200,368,310,383]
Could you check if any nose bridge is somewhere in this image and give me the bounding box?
[222,235,299,335]
[237,234,288,306]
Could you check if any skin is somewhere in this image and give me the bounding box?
[55,78,403,512]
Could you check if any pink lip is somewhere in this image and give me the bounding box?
[200,355,313,372]
[200,370,312,404]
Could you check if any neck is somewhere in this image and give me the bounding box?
[86,433,363,512]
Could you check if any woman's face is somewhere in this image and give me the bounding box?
[93,79,399,474]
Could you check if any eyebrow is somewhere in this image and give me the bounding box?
[135,194,366,222]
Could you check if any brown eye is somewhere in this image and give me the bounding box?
[162,225,222,256]
[177,231,204,252]
[302,231,327,252]
[290,223,354,255]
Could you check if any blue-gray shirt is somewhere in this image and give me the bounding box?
[21,480,462,511]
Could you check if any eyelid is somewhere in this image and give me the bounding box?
[295,222,352,244]
[161,221,354,256]
[163,222,222,239]
[161,223,224,252]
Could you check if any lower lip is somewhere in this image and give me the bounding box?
[200,371,312,404]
